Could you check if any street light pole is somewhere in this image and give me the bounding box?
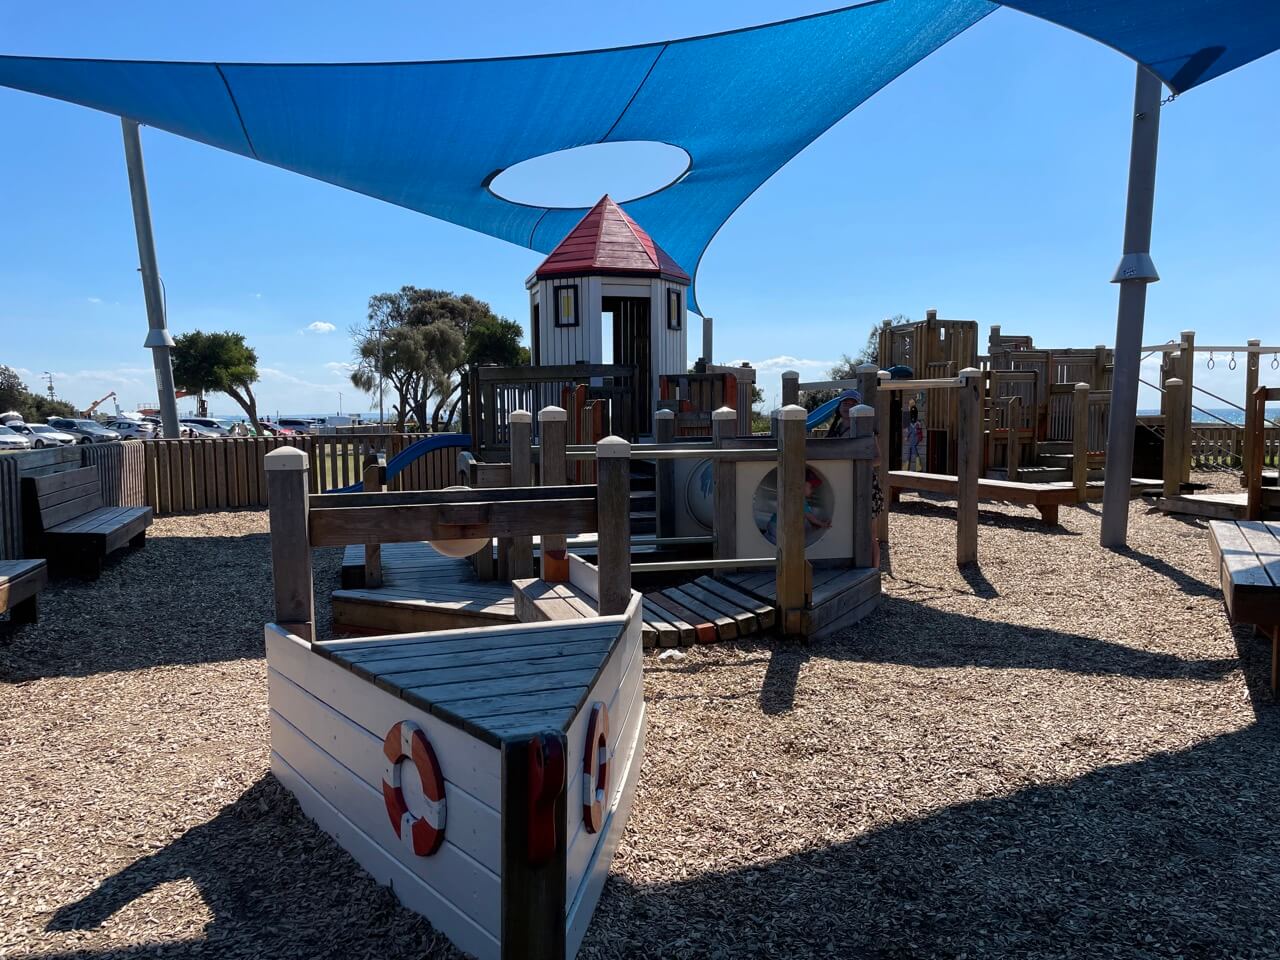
[120,118,181,440]
[1100,65,1163,549]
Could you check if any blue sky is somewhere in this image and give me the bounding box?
[2,1,1277,416]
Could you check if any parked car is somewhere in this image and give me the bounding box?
[46,417,121,444]
[277,417,318,434]
[0,425,33,450]
[181,422,223,438]
[102,418,157,440]
[9,422,77,447]
[181,417,232,436]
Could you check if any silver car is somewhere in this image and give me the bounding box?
[46,417,121,444]
[103,418,157,440]
[9,422,77,448]
[0,425,33,450]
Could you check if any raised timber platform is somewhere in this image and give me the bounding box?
[335,542,516,635]
[723,565,881,640]
[1157,489,1280,522]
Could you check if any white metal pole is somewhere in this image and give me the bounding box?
[121,118,181,440]
[1100,65,1163,548]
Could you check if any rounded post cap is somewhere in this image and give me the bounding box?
[265,447,309,470]
[1248,338,1261,345]
[538,405,567,422]
[778,404,807,421]
[653,408,675,420]
[781,370,799,380]
[596,436,631,457]
[509,409,532,424]
[712,406,736,420]
[1074,381,1091,391]
[959,367,982,379]
[855,362,879,373]
[877,370,892,381]
[852,404,876,417]
[1165,377,1184,386]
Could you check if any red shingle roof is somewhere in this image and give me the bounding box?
[535,196,689,283]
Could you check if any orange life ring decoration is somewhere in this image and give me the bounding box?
[582,702,609,834]
[381,720,447,857]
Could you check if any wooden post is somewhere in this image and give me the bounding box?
[712,406,737,561]
[1243,339,1261,480]
[654,409,675,539]
[781,370,799,408]
[508,409,535,579]
[1072,382,1090,500]
[596,436,632,615]
[539,406,568,582]
[1162,378,1184,498]
[1180,329,1195,484]
[776,404,809,637]
[956,368,981,566]
[265,447,314,641]
[856,362,878,406]
[875,371,891,545]
[361,453,384,588]
[852,403,875,569]
[1246,386,1268,521]
[1006,395,1022,481]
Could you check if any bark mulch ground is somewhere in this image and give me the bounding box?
[2,475,1277,959]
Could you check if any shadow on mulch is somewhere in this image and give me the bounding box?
[755,598,1241,717]
[0,534,341,682]
[585,712,1280,959]
[38,776,464,960]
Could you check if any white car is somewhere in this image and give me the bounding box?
[103,418,157,440]
[10,422,77,447]
[0,425,33,450]
[181,417,231,436]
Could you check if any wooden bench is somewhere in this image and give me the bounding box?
[0,559,48,631]
[22,467,153,579]
[889,470,1078,524]
[1208,519,1280,692]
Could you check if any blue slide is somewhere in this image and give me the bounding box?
[805,395,845,431]
[324,433,472,493]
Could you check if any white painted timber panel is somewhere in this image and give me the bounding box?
[273,749,500,960]
[270,710,500,934]
[565,707,646,959]
[268,665,501,872]
[265,625,502,808]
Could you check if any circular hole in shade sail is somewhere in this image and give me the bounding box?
[751,465,834,548]
[488,141,691,209]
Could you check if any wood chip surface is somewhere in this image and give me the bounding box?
[2,476,1277,959]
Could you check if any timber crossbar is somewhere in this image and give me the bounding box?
[308,495,598,548]
[876,376,967,391]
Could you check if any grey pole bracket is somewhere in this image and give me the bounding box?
[1111,252,1159,283]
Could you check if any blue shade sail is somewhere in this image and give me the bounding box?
[1000,0,1280,94]
[2,1,1278,311]
[0,0,994,312]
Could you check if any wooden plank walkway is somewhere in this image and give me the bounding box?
[1158,488,1280,521]
[334,542,517,634]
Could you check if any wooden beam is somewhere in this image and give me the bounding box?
[595,437,632,615]
[775,404,809,636]
[654,409,675,540]
[781,370,799,407]
[1243,339,1261,481]
[1246,386,1268,521]
[539,406,569,582]
[311,483,592,510]
[1163,378,1185,499]
[1072,382,1089,500]
[875,371,891,545]
[361,455,383,588]
[265,447,314,642]
[955,368,981,566]
[309,497,598,548]
[712,406,737,562]
[507,410,535,579]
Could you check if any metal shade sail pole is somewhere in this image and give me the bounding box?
[121,118,181,440]
[1100,65,1163,548]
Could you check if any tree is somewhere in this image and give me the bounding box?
[0,365,77,421]
[172,331,264,432]
[802,314,915,412]
[351,287,526,431]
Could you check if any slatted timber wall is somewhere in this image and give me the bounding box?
[0,446,83,560]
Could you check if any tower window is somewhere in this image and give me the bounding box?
[667,288,682,330]
[554,285,579,327]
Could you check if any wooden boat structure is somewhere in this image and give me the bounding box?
[263,389,884,958]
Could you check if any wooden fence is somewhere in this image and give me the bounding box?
[0,434,458,558]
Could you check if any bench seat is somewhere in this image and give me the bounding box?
[889,470,1076,524]
[0,559,48,630]
[1208,519,1280,691]
[22,467,154,579]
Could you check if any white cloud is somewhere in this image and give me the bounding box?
[86,297,103,304]
[324,361,356,375]
[305,321,336,334]
[736,355,837,377]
